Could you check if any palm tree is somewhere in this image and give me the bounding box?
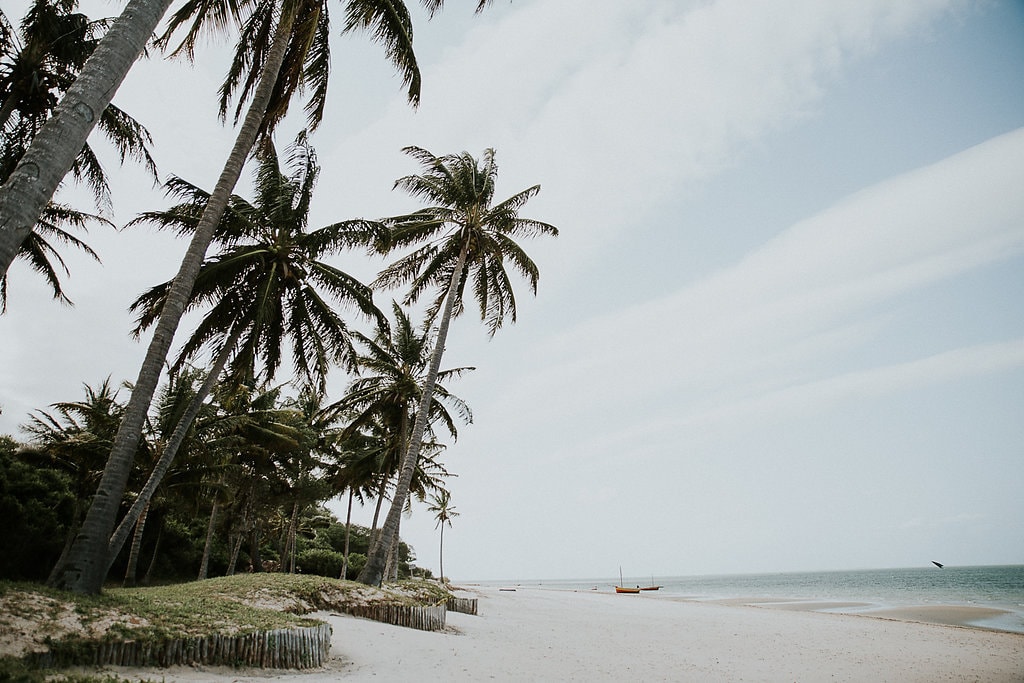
[0,0,157,199]
[18,379,143,583]
[202,382,306,574]
[0,0,168,276]
[332,301,471,574]
[52,0,482,596]
[427,488,457,584]
[336,301,473,455]
[101,132,382,573]
[0,0,156,309]
[357,147,558,586]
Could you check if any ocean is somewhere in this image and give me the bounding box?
[484,565,1024,634]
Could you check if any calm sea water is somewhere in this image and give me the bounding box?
[486,565,1024,633]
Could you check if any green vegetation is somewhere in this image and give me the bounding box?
[1,0,553,609]
[0,573,451,680]
[0,435,423,584]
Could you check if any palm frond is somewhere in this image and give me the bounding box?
[341,0,420,105]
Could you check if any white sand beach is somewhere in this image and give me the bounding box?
[104,586,1024,682]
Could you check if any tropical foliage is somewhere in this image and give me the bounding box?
[0,0,558,605]
[0,0,156,309]
[358,146,558,585]
[0,386,428,585]
[428,488,458,584]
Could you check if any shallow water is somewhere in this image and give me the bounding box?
[483,565,1024,633]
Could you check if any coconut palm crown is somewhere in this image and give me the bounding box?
[375,146,559,336]
[128,132,384,391]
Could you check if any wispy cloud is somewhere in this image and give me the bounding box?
[505,128,1024,433]
[324,0,962,251]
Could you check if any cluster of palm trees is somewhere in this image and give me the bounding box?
[1,0,557,594]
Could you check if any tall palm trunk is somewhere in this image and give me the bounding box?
[438,521,445,584]
[285,502,299,573]
[340,489,353,579]
[142,522,162,585]
[384,515,402,581]
[45,498,83,586]
[369,478,387,540]
[0,0,173,275]
[198,499,219,580]
[227,533,244,575]
[358,240,471,585]
[105,327,241,571]
[53,4,299,595]
[122,501,150,587]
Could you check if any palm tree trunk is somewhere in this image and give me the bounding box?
[438,523,445,584]
[250,525,263,572]
[340,489,353,579]
[286,502,299,573]
[198,499,219,580]
[0,0,173,276]
[384,515,402,582]
[358,240,471,585]
[122,501,150,587]
[45,498,83,585]
[142,522,162,585]
[233,491,255,574]
[227,528,242,577]
[369,479,387,543]
[105,327,241,571]
[54,7,300,595]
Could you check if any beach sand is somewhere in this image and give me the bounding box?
[97,586,1023,682]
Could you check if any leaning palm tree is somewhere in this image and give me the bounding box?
[0,0,156,309]
[427,488,457,584]
[99,132,383,573]
[357,147,558,586]
[53,0,490,596]
[0,0,157,201]
[0,0,168,278]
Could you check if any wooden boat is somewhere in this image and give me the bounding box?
[616,567,640,594]
[639,575,662,590]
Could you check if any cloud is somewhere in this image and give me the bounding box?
[499,128,1024,442]
[320,0,963,258]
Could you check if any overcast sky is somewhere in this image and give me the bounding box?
[2,0,1022,582]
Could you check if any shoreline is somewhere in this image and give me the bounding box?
[600,590,1024,634]
[98,585,1024,682]
[474,568,1024,636]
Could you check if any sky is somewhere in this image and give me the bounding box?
[1,0,1022,582]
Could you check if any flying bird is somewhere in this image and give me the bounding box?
[931,561,944,569]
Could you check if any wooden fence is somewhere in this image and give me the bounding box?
[32,623,332,670]
[342,603,447,631]
[30,598,459,670]
[446,597,478,615]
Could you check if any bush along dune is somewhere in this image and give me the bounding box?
[0,573,453,675]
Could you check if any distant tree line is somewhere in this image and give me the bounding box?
[0,433,425,584]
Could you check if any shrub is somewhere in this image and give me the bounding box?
[343,553,366,580]
[296,549,343,578]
